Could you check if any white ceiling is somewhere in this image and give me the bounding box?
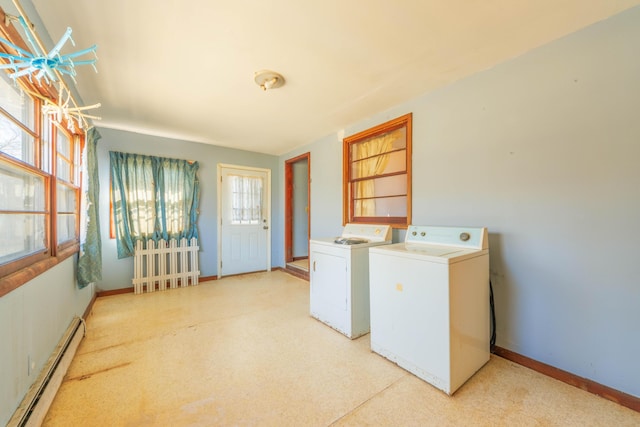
[17,0,640,155]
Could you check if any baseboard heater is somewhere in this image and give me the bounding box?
[8,316,85,427]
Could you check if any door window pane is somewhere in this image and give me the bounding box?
[230,175,263,224]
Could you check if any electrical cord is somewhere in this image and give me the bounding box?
[489,279,496,350]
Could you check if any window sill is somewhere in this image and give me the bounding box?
[349,217,409,229]
[0,243,80,298]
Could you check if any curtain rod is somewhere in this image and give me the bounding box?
[12,0,90,131]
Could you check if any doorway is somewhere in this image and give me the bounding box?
[285,153,310,273]
[217,164,271,277]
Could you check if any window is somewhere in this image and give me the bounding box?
[109,151,199,258]
[0,71,36,165]
[0,161,47,265]
[343,113,412,228]
[56,128,81,247]
[230,175,263,225]
[0,10,82,289]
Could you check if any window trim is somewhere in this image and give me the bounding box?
[54,127,82,249]
[342,113,412,228]
[0,243,79,297]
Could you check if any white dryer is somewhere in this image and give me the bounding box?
[309,223,392,339]
[369,225,490,395]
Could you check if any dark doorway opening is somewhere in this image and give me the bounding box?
[285,152,310,275]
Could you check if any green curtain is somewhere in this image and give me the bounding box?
[110,151,199,259]
[157,157,200,240]
[77,127,102,288]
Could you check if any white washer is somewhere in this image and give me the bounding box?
[309,223,392,339]
[369,225,490,395]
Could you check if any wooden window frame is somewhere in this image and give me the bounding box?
[54,127,82,250]
[342,113,412,228]
[0,7,82,296]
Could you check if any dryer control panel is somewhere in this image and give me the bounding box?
[405,226,487,249]
[342,223,392,242]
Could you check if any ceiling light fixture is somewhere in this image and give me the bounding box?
[254,70,285,91]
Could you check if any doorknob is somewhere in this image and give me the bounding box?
[263,226,269,230]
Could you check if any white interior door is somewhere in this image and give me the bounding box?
[218,164,271,277]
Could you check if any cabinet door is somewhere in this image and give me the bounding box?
[310,250,348,333]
